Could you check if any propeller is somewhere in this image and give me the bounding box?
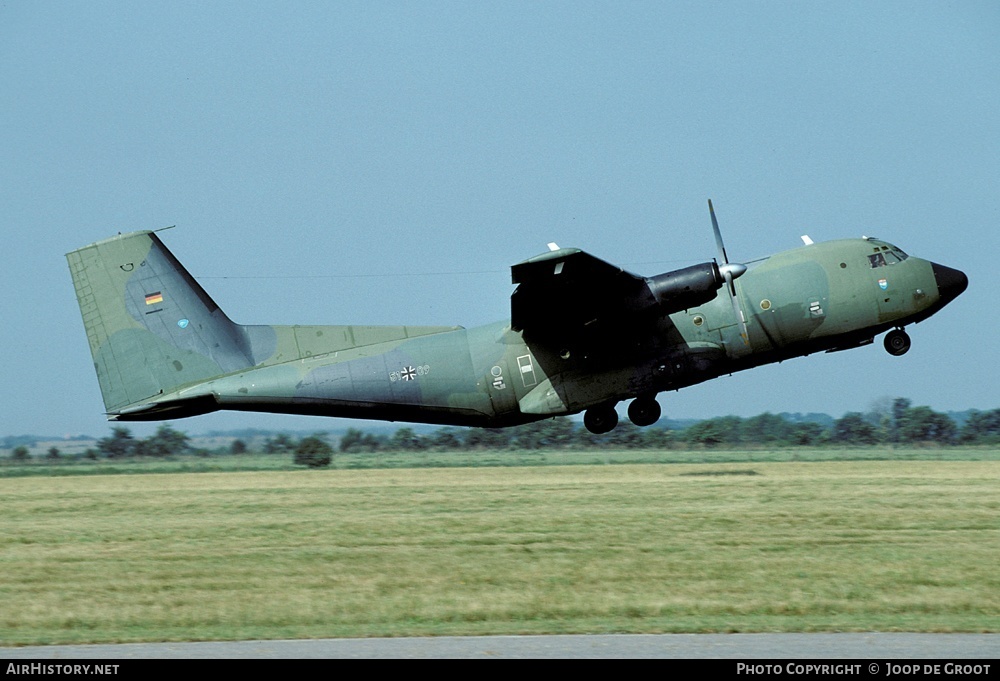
[708,199,749,345]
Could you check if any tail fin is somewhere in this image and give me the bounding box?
[66,230,254,417]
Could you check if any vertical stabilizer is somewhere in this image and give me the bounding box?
[66,231,253,415]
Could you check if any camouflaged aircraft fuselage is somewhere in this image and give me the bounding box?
[67,226,967,431]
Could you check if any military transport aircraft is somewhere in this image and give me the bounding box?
[67,202,967,433]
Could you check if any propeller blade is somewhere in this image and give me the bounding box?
[708,199,749,345]
[724,269,750,345]
[709,199,730,265]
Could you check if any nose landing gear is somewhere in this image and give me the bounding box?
[884,328,911,356]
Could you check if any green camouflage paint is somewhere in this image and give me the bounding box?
[67,227,966,431]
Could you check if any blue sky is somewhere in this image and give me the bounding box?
[2,1,997,437]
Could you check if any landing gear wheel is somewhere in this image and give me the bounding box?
[884,328,911,356]
[584,405,619,434]
[628,397,661,427]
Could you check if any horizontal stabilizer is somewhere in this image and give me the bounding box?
[109,393,220,421]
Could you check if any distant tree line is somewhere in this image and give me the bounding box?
[84,425,199,459]
[322,400,998,452]
[5,399,1000,466]
[6,426,197,462]
[283,399,998,456]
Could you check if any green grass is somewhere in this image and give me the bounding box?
[3,446,999,478]
[1,459,998,645]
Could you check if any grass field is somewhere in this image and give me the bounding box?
[1,457,998,645]
[4,445,1000,477]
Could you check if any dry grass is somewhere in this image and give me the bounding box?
[1,461,998,645]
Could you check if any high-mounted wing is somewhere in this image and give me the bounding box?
[510,248,653,340]
[511,246,738,345]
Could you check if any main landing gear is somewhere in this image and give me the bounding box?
[584,395,662,434]
[583,404,618,434]
[884,328,911,356]
[627,396,661,427]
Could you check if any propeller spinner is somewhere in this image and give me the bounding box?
[708,199,749,345]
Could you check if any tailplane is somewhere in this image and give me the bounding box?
[66,230,253,417]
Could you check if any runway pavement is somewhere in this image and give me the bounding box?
[1,634,998,659]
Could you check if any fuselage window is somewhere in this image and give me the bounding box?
[869,253,887,268]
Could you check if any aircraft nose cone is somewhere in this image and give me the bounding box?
[931,263,968,304]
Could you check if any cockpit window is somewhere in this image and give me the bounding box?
[868,248,909,268]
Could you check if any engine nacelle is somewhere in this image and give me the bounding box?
[645,262,724,314]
